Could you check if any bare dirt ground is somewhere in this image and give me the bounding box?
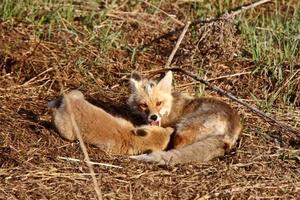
[0,1,299,199]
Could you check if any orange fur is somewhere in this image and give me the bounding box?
[49,90,173,155]
[129,71,242,164]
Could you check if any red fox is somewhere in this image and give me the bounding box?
[128,71,242,164]
[48,90,173,155]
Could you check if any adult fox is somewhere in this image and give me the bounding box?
[129,71,242,164]
[48,90,173,155]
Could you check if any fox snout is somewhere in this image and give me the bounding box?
[148,113,161,126]
[149,114,158,121]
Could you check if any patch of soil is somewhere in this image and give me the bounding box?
[0,9,299,199]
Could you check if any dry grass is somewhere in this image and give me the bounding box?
[0,1,299,199]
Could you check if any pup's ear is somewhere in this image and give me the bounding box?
[131,128,148,137]
[129,71,142,93]
[165,127,174,135]
[156,71,173,93]
[47,97,63,108]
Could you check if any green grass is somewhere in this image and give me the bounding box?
[236,1,300,110]
[1,0,299,109]
[0,0,75,23]
[0,0,121,48]
[0,0,35,20]
[91,21,123,51]
[238,2,300,69]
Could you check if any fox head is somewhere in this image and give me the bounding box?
[128,71,173,126]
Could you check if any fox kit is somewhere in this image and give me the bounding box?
[128,71,242,164]
[48,90,173,155]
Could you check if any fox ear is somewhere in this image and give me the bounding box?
[130,71,142,92]
[156,71,173,93]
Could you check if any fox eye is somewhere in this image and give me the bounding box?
[156,101,163,106]
[139,103,148,110]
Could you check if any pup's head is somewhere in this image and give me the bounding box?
[132,126,174,151]
[128,71,173,126]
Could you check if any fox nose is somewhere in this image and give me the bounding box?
[149,114,158,121]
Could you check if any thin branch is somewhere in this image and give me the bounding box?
[153,67,300,139]
[165,22,191,68]
[208,71,252,81]
[57,157,123,169]
[269,69,300,104]
[175,71,252,88]
[142,0,184,26]
[22,67,54,86]
[22,39,42,61]
[224,0,272,19]
[139,0,272,50]
[52,52,103,200]
[64,96,103,199]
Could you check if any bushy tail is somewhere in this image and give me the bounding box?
[130,135,227,165]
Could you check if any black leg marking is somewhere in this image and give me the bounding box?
[142,149,153,154]
[135,129,148,137]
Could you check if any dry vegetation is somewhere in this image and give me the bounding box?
[0,0,299,199]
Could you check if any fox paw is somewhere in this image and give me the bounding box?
[130,152,166,164]
[130,154,155,162]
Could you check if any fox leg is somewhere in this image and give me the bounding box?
[174,127,209,149]
[173,111,227,149]
[130,135,227,165]
[174,118,210,149]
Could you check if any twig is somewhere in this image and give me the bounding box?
[139,0,272,50]
[58,156,123,169]
[142,0,184,26]
[269,69,300,104]
[153,67,300,139]
[63,83,103,200]
[175,71,251,88]
[22,67,54,86]
[52,53,103,200]
[165,22,191,68]
[22,39,42,61]
[208,71,252,81]
[224,0,272,19]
